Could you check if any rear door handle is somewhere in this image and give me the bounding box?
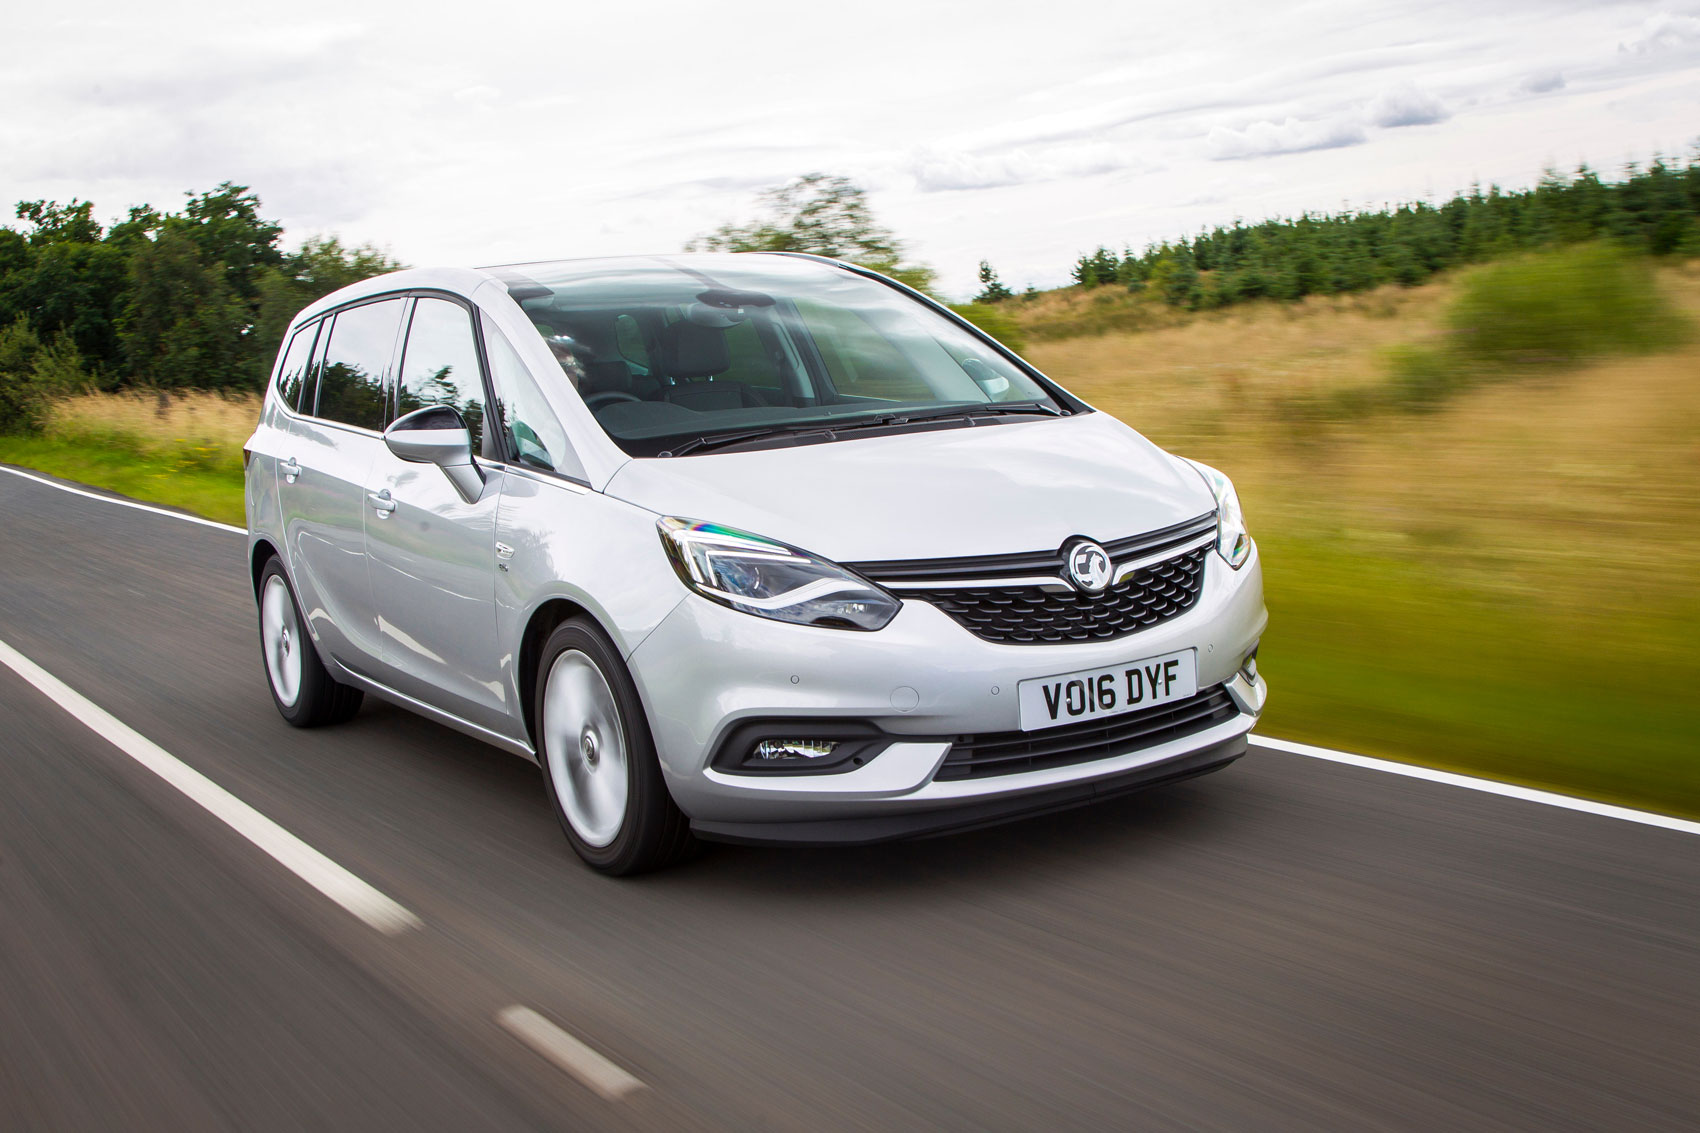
[282,457,300,484]
[367,489,396,517]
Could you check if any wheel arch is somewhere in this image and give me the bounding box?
[518,596,599,750]
[250,537,282,598]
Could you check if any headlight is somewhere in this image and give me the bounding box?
[658,518,901,631]
[1181,459,1251,569]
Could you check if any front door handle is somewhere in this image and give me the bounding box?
[367,489,396,517]
[282,457,300,484]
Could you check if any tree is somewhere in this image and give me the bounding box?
[118,228,250,389]
[974,260,1013,303]
[689,173,936,294]
[253,236,405,371]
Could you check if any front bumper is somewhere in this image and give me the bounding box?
[626,542,1266,833]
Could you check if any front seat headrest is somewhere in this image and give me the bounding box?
[582,360,634,396]
[660,321,730,380]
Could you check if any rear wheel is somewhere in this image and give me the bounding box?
[535,618,692,875]
[258,557,362,727]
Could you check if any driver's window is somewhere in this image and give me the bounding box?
[397,298,486,451]
[484,325,582,479]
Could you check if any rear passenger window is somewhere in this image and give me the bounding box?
[397,298,486,451]
[274,322,318,411]
[315,299,404,431]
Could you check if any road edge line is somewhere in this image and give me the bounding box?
[1249,735,1700,837]
[0,463,244,534]
[0,635,423,934]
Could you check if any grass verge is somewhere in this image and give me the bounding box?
[0,391,252,526]
[0,432,245,526]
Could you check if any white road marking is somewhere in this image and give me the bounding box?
[496,1005,647,1101]
[5,459,1696,837]
[0,464,244,534]
[1250,736,1700,838]
[0,635,423,934]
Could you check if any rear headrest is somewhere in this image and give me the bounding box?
[582,360,634,395]
[660,321,730,379]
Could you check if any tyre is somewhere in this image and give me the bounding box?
[257,557,363,727]
[535,617,692,875]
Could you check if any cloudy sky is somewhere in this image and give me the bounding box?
[6,0,1698,297]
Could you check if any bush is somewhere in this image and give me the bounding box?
[1384,344,1467,412]
[1447,244,1687,368]
[0,315,98,434]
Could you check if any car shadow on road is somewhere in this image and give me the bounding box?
[661,772,1248,903]
[340,699,1253,902]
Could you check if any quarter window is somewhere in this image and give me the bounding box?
[397,298,486,451]
[314,298,405,431]
[486,328,579,477]
[274,321,319,412]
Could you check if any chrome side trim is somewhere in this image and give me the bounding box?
[495,461,592,494]
[328,659,537,762]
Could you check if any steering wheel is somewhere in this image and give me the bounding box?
[584,390,642,410]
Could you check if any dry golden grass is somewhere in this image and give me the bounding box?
[1025,277,1455,445]
[1025,264,1700,622]
[48,390,262,451]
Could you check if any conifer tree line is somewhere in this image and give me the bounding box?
[975,156,1700,308]
[0,183,400,404]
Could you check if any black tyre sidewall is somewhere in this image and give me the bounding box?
[257,557,359,727]
[534,618,687,875]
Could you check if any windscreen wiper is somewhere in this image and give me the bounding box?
[658,425,834,458]
[962,400,1066,416]
[825,402,1065,431]
[656,402,1065,457]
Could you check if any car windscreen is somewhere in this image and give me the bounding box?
[485,254,1062,457]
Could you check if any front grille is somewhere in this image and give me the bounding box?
[906,545,1209,645]
[936,685,1238,781]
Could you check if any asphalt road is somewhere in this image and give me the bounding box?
[2,466,1697,1131]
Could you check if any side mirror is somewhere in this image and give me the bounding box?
[384,405,485,502]
[961,357,1011,399]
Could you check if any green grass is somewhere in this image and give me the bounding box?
[0,430,245,526]
[1257,533,1700,819]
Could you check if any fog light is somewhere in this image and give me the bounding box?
[753,739,839,762]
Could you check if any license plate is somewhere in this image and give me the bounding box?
[1017,649,1198,732]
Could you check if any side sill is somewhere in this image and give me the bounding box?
[328,660,538,763]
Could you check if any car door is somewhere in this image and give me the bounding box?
[277,296,406,672]
[363,295,508,731]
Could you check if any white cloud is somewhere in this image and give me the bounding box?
[1520,70,1567,94]
[1207,115,1367,161]
[1366,84,1451,127]
[907,145,1150,192]
[1618,11,1700,54]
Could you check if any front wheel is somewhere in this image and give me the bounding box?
[258,557,363,727]
[535,618,692,875]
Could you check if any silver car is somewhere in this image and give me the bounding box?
[245,253,1267,873]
